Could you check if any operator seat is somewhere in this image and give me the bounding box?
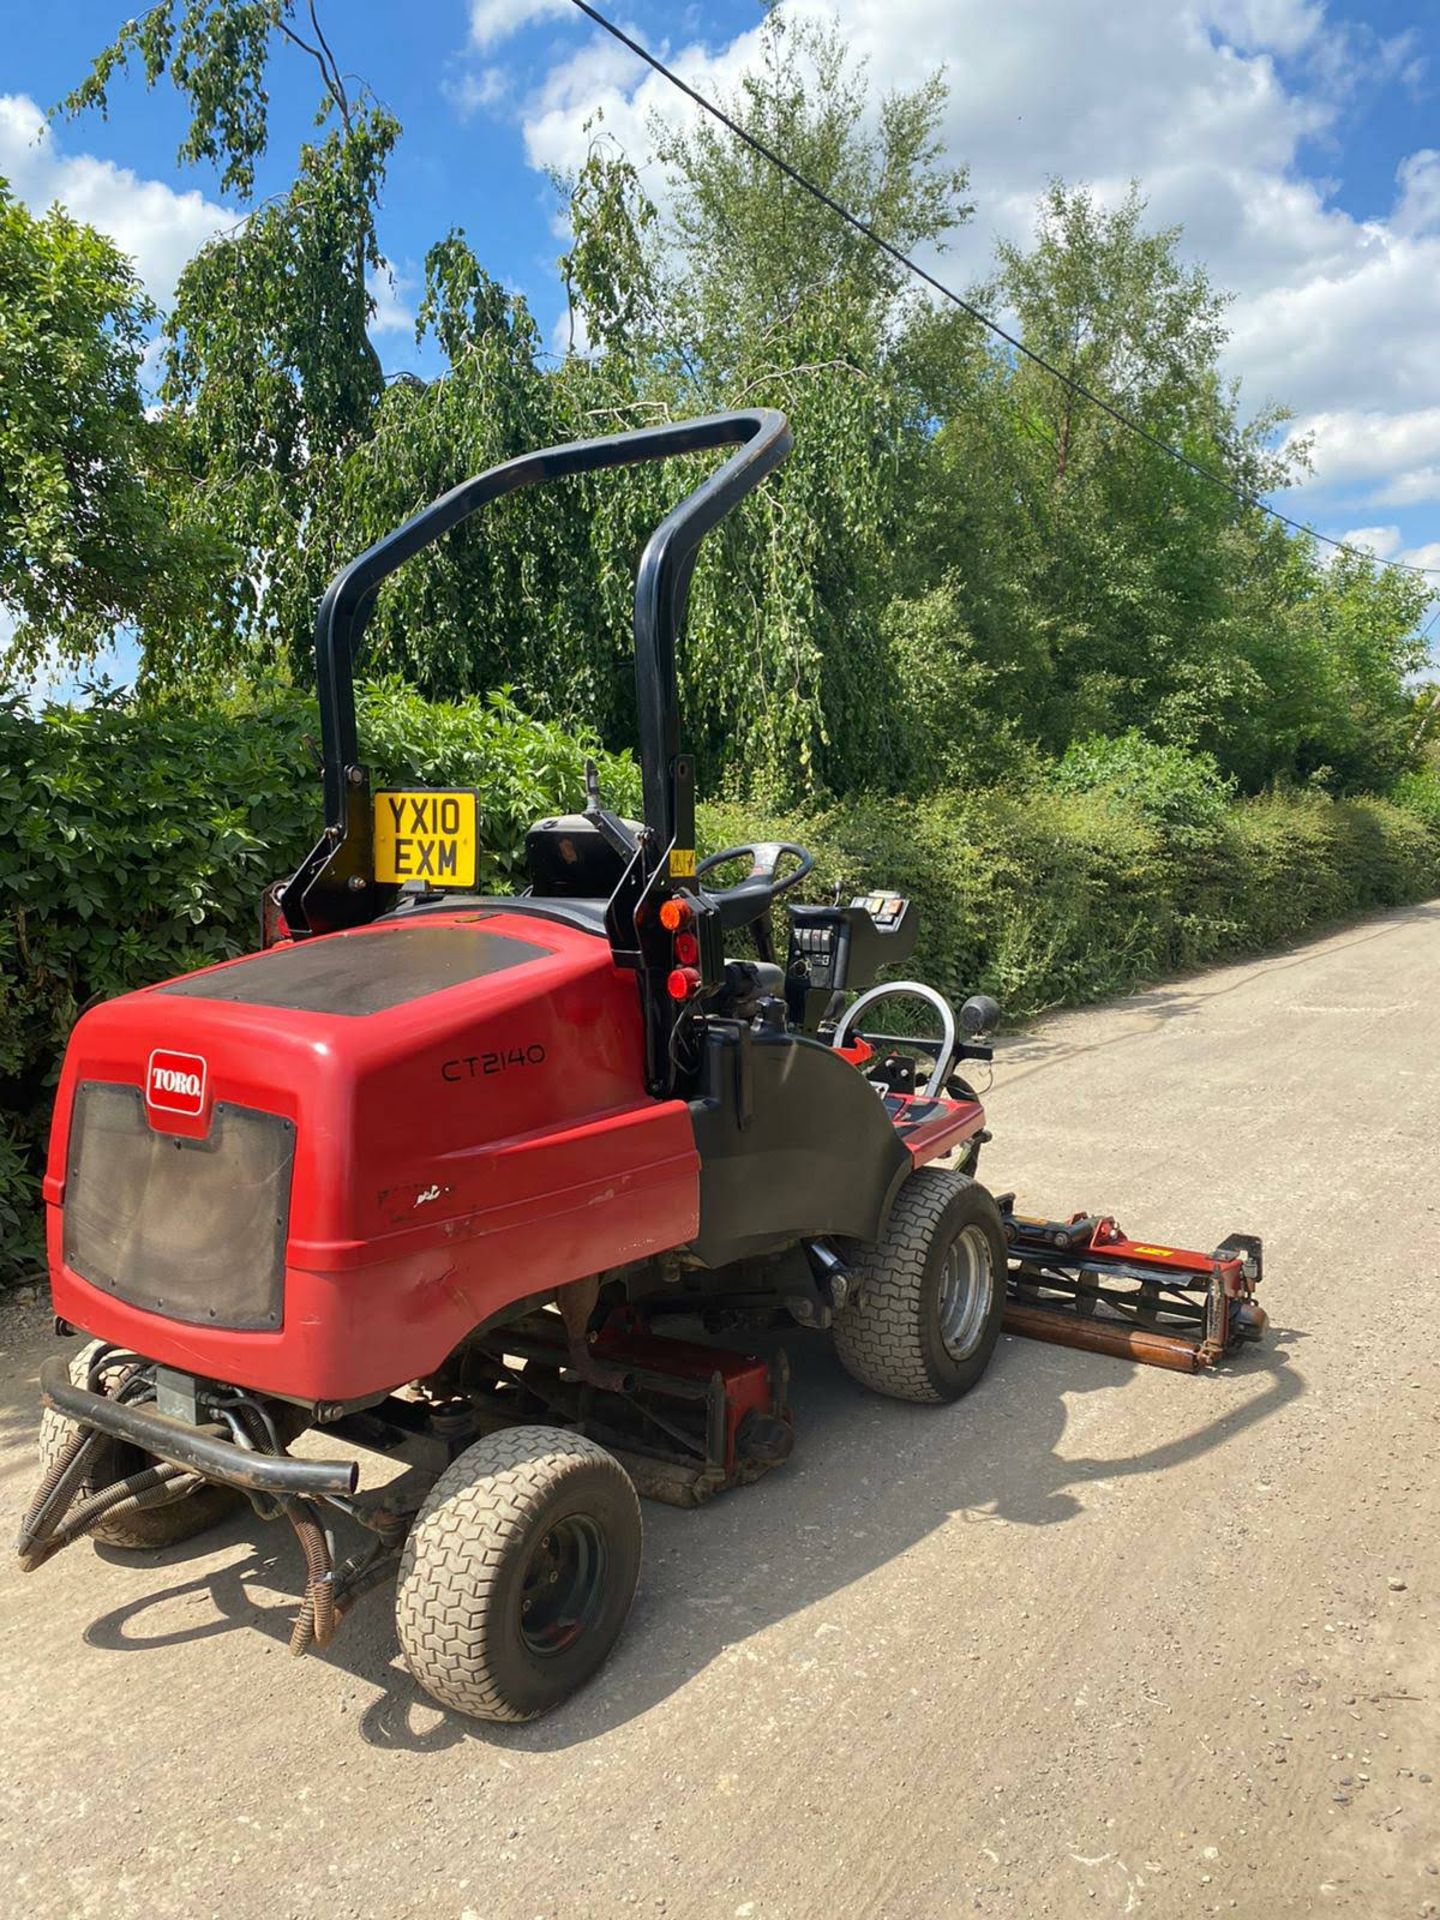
[524,814,634,900]
[743,961,785,996]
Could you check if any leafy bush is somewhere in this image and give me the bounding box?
[702,787,1175,1011]
[0,683,635,1276]
[354,678,640,865]
[1390,763,1440,828]
[1050,731,1235,850]
[1226,792,1439,948]
[0,1123,39,1280]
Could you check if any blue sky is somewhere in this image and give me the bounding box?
[3,0,1438,690]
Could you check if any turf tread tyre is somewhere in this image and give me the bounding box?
[833,1167,1006,1404]
[395,1425,641,1723]
[35,1341,242,1549]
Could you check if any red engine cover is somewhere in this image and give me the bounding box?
[46,910,699,1401]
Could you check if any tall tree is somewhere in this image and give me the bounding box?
[655,13,970,373]
[53,7,1427,796]
[0,180,218,683]
[621,13,976,797]
[898,182,1428,785]
[63,1,398,682]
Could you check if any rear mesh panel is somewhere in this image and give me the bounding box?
[64,1084,294,1330]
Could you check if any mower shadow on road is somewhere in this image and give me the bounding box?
[481,1328,1307,1753]
[69,1325,1305,1754]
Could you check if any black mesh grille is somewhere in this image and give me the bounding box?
[64,1084,294,1330]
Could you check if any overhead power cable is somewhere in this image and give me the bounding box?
[566,0,1440,582]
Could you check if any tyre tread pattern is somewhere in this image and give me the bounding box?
[395,1425,640,1724]
[833,1166,980,1404]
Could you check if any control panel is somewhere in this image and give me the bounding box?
[789,914,843,990]
[854,891,907,931]
[785,893,918,1025]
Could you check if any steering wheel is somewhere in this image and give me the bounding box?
[695,841,814,931]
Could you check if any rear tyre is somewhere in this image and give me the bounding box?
[833,1168,1007,1404]
[35,1340,242,1550]
[394,1425,642,1723]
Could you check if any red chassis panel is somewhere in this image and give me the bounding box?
[838,1038,987,1168]
[47,910,699,1402]
[895,1093,986,1166]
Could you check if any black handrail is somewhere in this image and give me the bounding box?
[312,409,792,847]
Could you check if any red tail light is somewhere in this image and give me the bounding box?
[666,966,702,1001]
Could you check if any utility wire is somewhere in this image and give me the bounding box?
[566,0,1440,582]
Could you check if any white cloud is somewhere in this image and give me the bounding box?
[0,93,230,310]
[444,64,509,119]
[506,0,1440,526]
[520,16,772,183]
[470,0,571,54]
[1203,0,1324,57]
[1226,217,1440,428]
[367,260,415,337]
[1282,408,1440,505]
[1394,147,1440,236]
[548,296,592,362]
[1336,525,1404,560]
[1371,471,1440,510]
[3,92,420,367]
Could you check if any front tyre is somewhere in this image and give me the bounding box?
[395,1426,642,1723]
[833,1168,1007,1404]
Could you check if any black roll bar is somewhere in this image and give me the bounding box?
[285,409,791,937]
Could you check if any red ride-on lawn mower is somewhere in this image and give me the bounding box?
[18,411,1265,1722]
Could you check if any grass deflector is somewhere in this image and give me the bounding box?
[18,412,1266,1721]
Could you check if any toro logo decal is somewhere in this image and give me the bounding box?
[146,1048,208,1117]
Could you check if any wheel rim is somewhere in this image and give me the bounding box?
[937,1224,995,1361]
[519,1515,609,1658]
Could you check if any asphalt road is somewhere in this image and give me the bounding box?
[2,902,1437,1919]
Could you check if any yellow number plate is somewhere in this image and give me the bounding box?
[373,788,478,888]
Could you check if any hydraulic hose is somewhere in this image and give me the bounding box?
[285,1500,336,1656]
[18,1461,198,1571]
[15,1424,106,1566]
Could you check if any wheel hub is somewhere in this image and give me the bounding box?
[519,1515,609,1657]
[937,1224,994,1361]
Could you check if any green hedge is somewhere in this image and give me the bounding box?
[4,687,1439,1279]
[699,783,1440,1013]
